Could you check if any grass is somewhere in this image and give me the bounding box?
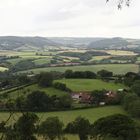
[0,105,125,140]
[18,64,139,75]
[33,57,52,65]
[89,56,111,61]
[0,106,126,125]
[105,50,138,56]
[56,79,126,92]
[0,66,8,72]
[4,84,68,100]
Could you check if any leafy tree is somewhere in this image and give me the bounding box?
[97,70,113,78]
[17,75,31,84]
[26,91,52,111]
[131,80,140,96]
[123,93,138,110]
[38,72,53,87]
[53,82,71,92]
[59,95,72,108]
[14,113,38,140]
[91,90,107,105]
[92,114,138,140]
[65,117,90,140]
[129,100,140,117]
[39,117,64,140]
[65,70,73,78]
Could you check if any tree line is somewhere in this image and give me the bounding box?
[0,112,139,140]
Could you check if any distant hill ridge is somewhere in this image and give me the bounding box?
[0,36,139,51]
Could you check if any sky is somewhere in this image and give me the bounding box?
[0,0,140,38]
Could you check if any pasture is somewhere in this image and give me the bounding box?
[105,50,138,56]
[3,84,68,100]
[18,64,139,75]
[56,79,126,92]
[0,106,126,125]
[0,106,126,140]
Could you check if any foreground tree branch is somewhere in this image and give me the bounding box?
[107,0,131,9]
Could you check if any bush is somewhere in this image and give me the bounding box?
[53,82,71,92]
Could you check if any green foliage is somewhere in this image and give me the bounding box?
[39,117,64,140]
[38,72,54,87]
[123,93,138,110]
[53,82,71,92]
[97,69,113,78]
[123,93,140,118]
[131,80,140,96]
[65,117,91,140]
[15,113,38,140]
[3,113,38,140]
[91,90,107,105]
[26,91,53,111]
[64,70,96,79]
[92,114,138,140]
[11,60,36,72]
[24,90,72,111]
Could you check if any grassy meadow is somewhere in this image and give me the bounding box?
[2,84,68,100]
[18,64,139,75]
[56,79,126,92]
[0,106,126,125]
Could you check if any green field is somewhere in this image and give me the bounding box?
[3,84,68,100]
[89,56,111,61]
[33,57,52,65]
[0,106,126,140]
[18,64,139,75]
[105,50,138,56]
[0,66,8,72]
[0,106,126,124]
[56,79,126,92]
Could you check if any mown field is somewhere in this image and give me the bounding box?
[0,106,126,124]
[0,106,126,140]
[105,50,138,56]
[18,64,139,75]
[56,79,126,92]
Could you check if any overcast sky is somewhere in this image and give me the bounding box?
[0,0,139,38]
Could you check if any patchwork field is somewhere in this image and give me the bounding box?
[105,50,138,56]
[56,79,126,92]
[18,64,139,75]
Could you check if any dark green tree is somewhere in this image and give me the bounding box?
[38,72,53,87]
[39,117,64,140]
[14,113,38,140]
[131,81,140,96]
[97,70,113,78]
[26,91,52,111]
[65,117,90,140]
[92,114,137,140]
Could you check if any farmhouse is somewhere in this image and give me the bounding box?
[71,90,119,105]
[71,92,93,104]
[105,91,117,98]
